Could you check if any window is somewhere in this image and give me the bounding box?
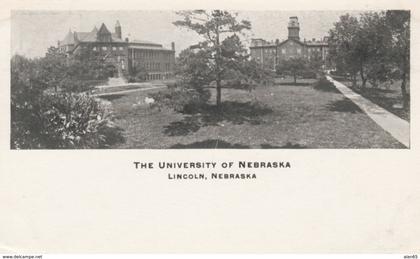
[112,46,117,51]
[92,46,97,51]
[119,47,124,51]
[281,49,286,54]
[297,48,301,54]
[102,46,107,51]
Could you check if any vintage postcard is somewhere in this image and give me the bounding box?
[0,0,419,256]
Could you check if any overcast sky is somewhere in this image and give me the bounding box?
[11,10,362,58]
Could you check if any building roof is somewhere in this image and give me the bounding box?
[305,41,328,47]
[98,23,111,35]
[128,44,173,51]
[130,40,162,46]
[128,39,174,51]
[60,30,76,45]
[60,25,125,45]
[250,38,328,49]
[58,22,172,51]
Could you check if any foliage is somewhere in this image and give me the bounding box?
[276,57,307,84]
[313,76,337,92]
[328,11,410,108]
[128,65,148,83]
[12,92,123,149]
[149,87,206,113]
[11,54,124,149]
[35,46,116,93]
[173,10,252,108]
[385,10,410,108]
[328,14,363,85]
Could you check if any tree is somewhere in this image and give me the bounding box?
[329,11,410,108]
[328,14,368,86]
[359,12,394,88]
[276,57,307,84]
[385,10,410,108]
[173,10,251,108]
[37,46,68,92]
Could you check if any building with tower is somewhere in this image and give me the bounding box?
[250,16,330,71]
[57,21,176,81]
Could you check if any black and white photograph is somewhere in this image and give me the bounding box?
[2,0,420,256]
[10,9,410,149]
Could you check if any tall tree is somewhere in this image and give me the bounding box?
[38,46,67,92]
[328,14,364,86]
[173,10,251,108]
[359,12,394,88]
[385,10,410,108]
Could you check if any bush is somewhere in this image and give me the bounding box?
[313,76,338,92]
[11,92,123,149]
[149,86,210,113]
[301,71,318,79]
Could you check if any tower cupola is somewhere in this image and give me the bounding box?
[288,16,300,41]
[115,20,122,39]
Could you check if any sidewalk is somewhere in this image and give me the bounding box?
[326,76,409,147]
[92,85,166,97]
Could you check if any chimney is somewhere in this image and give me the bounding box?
[115,20,122,39]
[171,42,175,51]
[125,37,129,42]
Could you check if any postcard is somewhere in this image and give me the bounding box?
[0,0,419,255]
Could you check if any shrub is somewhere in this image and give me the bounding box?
[11,92,123,149]
[149,86,210,113]
[313,76,338,92]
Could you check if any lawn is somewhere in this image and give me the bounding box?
[331,76,410,121]
[101,79,405,148]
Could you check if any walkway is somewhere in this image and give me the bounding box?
[92,85,166,97]
[326,76,410,147]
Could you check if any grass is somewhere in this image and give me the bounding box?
[331,76,410,121]
[101,78,405,149]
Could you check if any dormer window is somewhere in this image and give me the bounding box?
[92,46,97,51]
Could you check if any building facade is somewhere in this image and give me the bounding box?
[58,21,175,81]
[250,17,330,70]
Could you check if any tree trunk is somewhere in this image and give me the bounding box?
[400,52,409,109]
[216,79,222,108]
[215,25,222,109]
[293,73,297,84]
[360,64,367,88]
[401,70,409,109]
[351,73,357,87]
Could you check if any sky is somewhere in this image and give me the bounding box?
[11,10,363,58]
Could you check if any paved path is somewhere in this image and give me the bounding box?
[326,76,410,147]
[92,85,166,97]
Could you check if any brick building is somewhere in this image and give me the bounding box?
[58,21,175,81]
[250,17,330,70]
